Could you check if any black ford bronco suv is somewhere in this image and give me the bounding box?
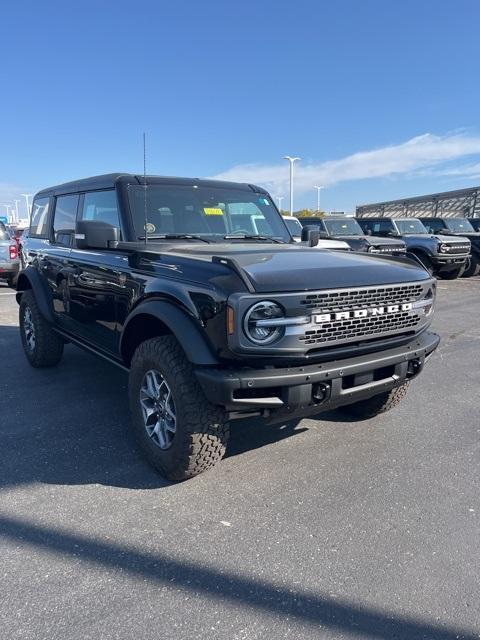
[17,174,439,481]
[418,217,480,277]
[298,216,407,255]
[355,216,471,280]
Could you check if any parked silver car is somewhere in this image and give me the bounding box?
[0,224,20,288]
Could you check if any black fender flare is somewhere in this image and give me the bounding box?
[120,300,219,366]
[15,267,55,323]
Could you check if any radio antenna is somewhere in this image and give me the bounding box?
[143,131,148,246]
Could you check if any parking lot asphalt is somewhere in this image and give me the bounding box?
[0,279,479,640]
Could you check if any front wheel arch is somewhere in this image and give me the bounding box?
[120,301,219,367]
[408,250,434,274]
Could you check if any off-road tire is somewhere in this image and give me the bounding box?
[129,336,229,481]
[439,265,465,280]
[338,381,410,420]
[19,290,64,367]
[462,254,480,278]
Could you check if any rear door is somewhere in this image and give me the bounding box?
[36,194,79,329]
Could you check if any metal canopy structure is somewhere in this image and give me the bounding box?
[356,186,480,219]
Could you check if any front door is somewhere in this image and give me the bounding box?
[65,189,126,354]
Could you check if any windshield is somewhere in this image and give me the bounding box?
[127,185,290,243]
[395,219,428,234]
[284,218,303,236]
[445,218,475,233]
[323,218,363,236]
[0,228,10,241]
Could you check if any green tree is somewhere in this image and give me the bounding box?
[295,209,326,218]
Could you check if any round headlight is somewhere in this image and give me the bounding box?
[243,301,285,345]
[439,243,450,253]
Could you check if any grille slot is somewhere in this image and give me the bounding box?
[298,283,427,346]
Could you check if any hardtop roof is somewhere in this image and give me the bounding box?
[34,173,268,199]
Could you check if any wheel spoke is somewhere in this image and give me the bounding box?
[146,372,158,399]
[164,419,176,433]
[140,398,157,425]
[156,419,167,448]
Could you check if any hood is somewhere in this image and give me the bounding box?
[345,235,405,246]
[440,231,480,246]
[432,233,472,244]
[404,233,471,244]
[159,242,429,292]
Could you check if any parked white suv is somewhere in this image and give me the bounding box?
[282,216,350,251]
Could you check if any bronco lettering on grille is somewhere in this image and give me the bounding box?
[313,303,413,324]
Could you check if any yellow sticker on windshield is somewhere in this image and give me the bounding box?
[204,207,224,216]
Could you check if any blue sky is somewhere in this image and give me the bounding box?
[1,0,480,217]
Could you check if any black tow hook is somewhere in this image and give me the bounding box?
[312,382,331,403]
[407,358,422,378]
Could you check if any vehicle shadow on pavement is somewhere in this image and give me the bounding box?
[0,512,477,640]
[0,324,313,490]
[226,417,307,457]
[0,324,169,490]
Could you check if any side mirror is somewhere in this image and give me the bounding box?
[75,220,120,249]
[301,225,320,247]
[387,230,399,237]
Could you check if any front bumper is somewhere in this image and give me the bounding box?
[433,255,468,270]
[195,330,440,420]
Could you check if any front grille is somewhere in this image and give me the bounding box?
[372,245,406,253]
[298,283,428,347]
[300,283,424,311]
[445,243,470,254]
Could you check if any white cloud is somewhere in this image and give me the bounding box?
[211,132,480,196]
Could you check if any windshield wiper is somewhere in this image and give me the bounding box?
[138,234,211,244]
[223,234,285,244]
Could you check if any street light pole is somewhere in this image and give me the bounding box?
[314,185,324,212]
[14,199,20,223]
[277,196,284,211]
[21,194,33,219]
[283,156,301,215]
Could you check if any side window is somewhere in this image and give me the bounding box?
[372,220,393,234]
[30,197,50,237]
[53,195,79,246]
[81,190,121,229]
